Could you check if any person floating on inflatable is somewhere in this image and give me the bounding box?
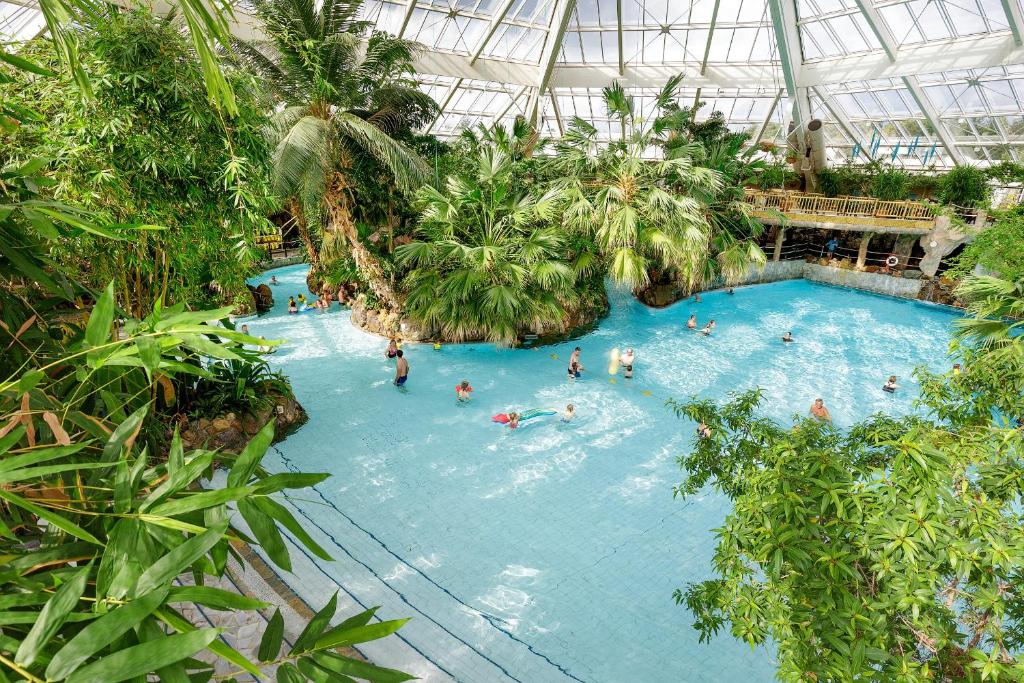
[492,408,556,429]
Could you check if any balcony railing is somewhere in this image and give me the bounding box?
[744,190,936,227]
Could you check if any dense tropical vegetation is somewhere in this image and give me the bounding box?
[2,9,277,315]
[232,0,438,306]
[669,275,1024,680]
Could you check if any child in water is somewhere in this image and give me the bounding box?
[561,404,575,422]
[456,380,473,401]
[386,338,398,359]
[882,375,898,393]
[288,297,297,314]
[687,314,697,329]
[507,412,521,429]
[701,320,716,336]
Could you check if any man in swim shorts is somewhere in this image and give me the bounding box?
[568,347,583,378]
[394,350,409,386]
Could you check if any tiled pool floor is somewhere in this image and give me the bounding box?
[244,265,957,682]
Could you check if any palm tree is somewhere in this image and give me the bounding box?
[954,275,1024,354]
[552,78,722,292]
[233,0,438,307]
[396,146,590,343]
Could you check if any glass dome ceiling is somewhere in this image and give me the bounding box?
[5,0,1024,166]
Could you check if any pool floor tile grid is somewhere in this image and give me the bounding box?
[242,265,958,682]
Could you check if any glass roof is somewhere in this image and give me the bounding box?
[4,0,1024,167]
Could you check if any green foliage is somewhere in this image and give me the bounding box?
[985,160,1024,184]
[0,9,278,316]
[948,207,1024,281]
[667,277,1024,681]
[233,0,437,304]
[815,167,842,197]
[940,164,991,208]
[398,145,596,342]
[1,42,412,683]
[184,352,292,418]
[870,166,910,201]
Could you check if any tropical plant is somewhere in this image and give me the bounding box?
[1,9,278,316]
[2,47,413,683]
[184,352,293,418]
[397,146,597,342]
[667,284,1024,682]
[232,0,438,307]
[553,79,723,292]
[940,164,991,208]
[947,207,1024,282]
[815,167,842,197]
[871,165,910,201]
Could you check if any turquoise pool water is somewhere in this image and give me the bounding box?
[244,264,958,682]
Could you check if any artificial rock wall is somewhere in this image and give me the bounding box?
[734,260,924,299]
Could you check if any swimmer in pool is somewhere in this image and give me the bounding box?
[394,349,409,386]
[687,314,697,330]
[697,422,712,439]
[568,347,583,378]
[456,380,473,401]
[241,324,249,335]
[701,320,716,336]
[727,288,735,295]
[694,293,702,303]
[433,342,442,350]
[810,398,831,422]
[882,375,898,393]
[386,337,398,359]
[270,276,278,285]
[297,293,306,305]
[781,331,794,343]
[620,347,635,368]
[561,404,575,422]
[288,297,297,314]
[507,412,521,429]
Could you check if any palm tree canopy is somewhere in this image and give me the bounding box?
[232,0,437,197]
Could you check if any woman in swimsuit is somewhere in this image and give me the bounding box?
[288,297,297,314]
[882,375,898,393]
[386,338,398,359]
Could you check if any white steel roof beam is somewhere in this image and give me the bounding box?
[426,77,464,133]
[615,0,624,76]
[530,0,576,125]
[751,88,784,146]
[811,85,863,146]
[469,0,518,64]
[999,0,1024,46]
[548,87,565,136]
[397,0,417,38]
[700,0,723,76]
[902,75,965,164]
[852,0,897,60]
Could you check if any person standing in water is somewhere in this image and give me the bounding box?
[561,404,575,422]
[288,297,297,314]
[386,338,398,359]
[701,320,716,336]
[456,380,473,401]
[687,314,697,330]
[568,347,583,378]
[781,331,794,343]
[810,398,831,422]
[620,347,635,379]
[394,350,409,387]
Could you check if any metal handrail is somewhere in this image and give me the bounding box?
[744,190,935,224]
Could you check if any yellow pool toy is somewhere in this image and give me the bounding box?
[608,347,620,375]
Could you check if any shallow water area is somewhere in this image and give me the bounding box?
[245,265,958,683]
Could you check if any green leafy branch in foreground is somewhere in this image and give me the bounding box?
[0,286,413,682]
[667,276,1024,682]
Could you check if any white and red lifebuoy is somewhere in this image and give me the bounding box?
[885,255,900,268]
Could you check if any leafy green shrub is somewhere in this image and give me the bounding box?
[833,164,870,196]
[947,206,1024,281]
[870,166,910,201]
[940,165,991,208]
[667,279,1024,679]
[184,353,292,418]
[907,173,941,199]
[815,168,841,197]
[984,160,1024,183]
[758,161,789,190]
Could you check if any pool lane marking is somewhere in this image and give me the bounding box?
[272,444,591,683]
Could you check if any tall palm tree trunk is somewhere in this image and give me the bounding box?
[289,198,322,292]
[324,178,402,311]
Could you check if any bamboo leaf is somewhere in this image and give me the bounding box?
[132,520,228,597]
[15,563,90,666]
[65,627,220,683]
[257,608,284,662]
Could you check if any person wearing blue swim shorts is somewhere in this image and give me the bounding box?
[394,349,409,387]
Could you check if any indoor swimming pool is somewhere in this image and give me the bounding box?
[244,264,959,682]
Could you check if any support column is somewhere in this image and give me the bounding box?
[856,232,872,270]
[773,228,786,262]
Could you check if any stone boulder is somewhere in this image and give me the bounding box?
[180,392,308,454]
[250,283,274,313]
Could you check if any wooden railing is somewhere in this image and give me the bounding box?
[744,190,936,226]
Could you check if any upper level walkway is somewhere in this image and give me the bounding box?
[742,190,988,233]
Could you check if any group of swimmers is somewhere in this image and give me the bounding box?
[288,292,333,313]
